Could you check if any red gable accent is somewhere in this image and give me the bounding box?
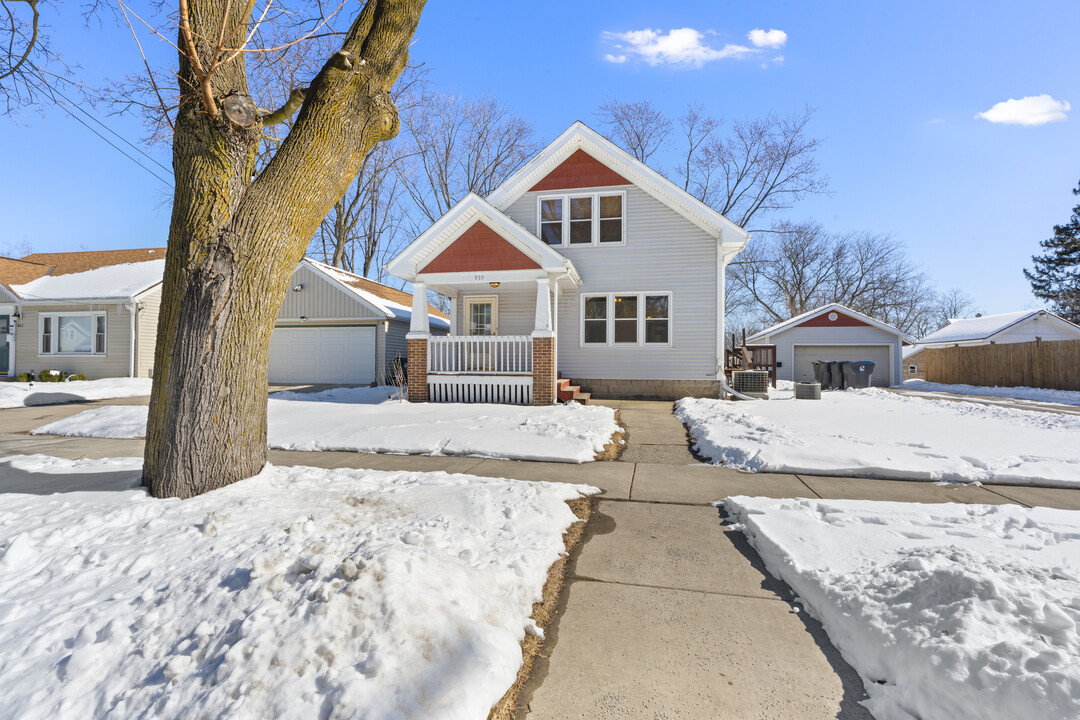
[420,221,541,274]
[529,149,630,192]
[797,311,870,328]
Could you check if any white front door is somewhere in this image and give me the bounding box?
[268,326,377,384]
[465,296,498,336]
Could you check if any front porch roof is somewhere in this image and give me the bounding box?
[387,193,580,287]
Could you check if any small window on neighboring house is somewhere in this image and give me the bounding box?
[584,296,607,343]
[909,365,917,374]
[599,194,623,243]
[613,295,638,343]
[40,313,106,355]
[645,295,670,344]
[41,316,52,354]
[540,198,562,245]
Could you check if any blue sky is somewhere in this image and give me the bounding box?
[2,0,1078,314]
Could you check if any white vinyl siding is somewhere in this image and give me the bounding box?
[506,185,718,381]
[452,286,541,337]
[992,315,1080,344]
[277,266,386,321]
[15,304,132,379]
[136,287,162,378]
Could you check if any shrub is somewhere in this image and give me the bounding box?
[17,372,32,382]
[68,373,88,382]
[37,369,68,383]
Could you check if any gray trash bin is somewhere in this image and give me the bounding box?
[827,361,844,390]
[812,361,826,387]
[848,361,876,389]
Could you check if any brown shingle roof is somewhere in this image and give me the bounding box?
[0,257,54,298]
[311,260,449,320]
[19,247,166,276]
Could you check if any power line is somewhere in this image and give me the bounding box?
[46,84,173,187]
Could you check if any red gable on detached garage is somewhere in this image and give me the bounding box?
[419,220,541,274]
[795,310,869,328]
[529,149,631,192]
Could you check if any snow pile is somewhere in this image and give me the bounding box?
[901,379,1080,407]
[0,454,594,719]
[0,377,153,408]
[11,259,165,299]
[723,496,1080,720]
[35,388,619,463]
[676,389,1080,486]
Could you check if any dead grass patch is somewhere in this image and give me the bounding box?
[487,495,594,720]
[593,409,625,461]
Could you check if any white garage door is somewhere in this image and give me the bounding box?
[793,345,892,387]
[269,326,376,384]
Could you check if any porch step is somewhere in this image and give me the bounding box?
[557,377,591,405]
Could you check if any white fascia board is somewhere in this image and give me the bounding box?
[297,258,391,320]
[388,193,575,281]
[19,296,138,305]
[748,302,915,344]
[486,121,750,243]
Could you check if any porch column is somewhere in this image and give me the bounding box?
[407,281,429,402]
[532,278,556,405]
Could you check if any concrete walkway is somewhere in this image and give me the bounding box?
[4,398,1080,719]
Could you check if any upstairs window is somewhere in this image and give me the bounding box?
[537,191,625,246]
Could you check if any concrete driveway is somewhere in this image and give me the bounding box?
[4,396,1080,719]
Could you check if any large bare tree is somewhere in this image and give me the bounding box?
[594,97,671,164]
[135,0,426,498]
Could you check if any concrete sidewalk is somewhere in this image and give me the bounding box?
[4,398,1080,719]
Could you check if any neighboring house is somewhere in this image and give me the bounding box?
[0,250,446,383]
[903,345,925,379]
[915,309,1080,348]
[1,248,166,380]
[747,303,913,387]
[387,121,750,404]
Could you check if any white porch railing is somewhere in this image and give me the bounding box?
[427,335,533,375]
[428,375,532,405]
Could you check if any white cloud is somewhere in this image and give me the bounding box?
[976,94,1070,126]
[601,28,755,67]
[748,28,787,49]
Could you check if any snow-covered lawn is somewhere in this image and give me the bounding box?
[0,454,594,719]
[0,378,152,409]
[901,379,1080,407]
[724,496,1080,720]
[32,386,619,463]
[676,389,1080,486]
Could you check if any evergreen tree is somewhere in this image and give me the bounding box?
[1024,181,1080,323]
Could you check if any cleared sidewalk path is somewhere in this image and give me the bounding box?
[5,398,1080,718]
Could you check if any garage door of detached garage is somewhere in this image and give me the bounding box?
[269,326,376,384]
[793,345,892,387]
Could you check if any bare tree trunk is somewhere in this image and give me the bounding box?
[144,0,426,499]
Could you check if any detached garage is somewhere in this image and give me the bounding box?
[272,259,449,386]
[747,304,913,387]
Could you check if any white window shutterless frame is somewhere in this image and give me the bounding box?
[464,296,498,336]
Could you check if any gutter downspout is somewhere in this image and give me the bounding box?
[716,237,756,401]
[127,302,137,378]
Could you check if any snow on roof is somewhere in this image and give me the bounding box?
[917,310,1046,344]
[11,260,165,301]
[902,345,923,359]
[305,259,450,329]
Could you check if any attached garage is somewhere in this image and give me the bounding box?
[792,344,893,387]
[748,304,913,387]
[269,326,376,384]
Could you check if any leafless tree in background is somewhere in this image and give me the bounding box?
[594,97,671,164]
[401,93,539,224]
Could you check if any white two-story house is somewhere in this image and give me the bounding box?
[387,121,750,404]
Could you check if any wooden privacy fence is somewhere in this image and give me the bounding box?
[923,339,1080,391]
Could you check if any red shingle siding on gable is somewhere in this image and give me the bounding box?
[796,311,870,328]
[420,221,541,273]
[529,149,630,192]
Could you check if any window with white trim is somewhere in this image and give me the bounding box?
[908,364,917,374]
[581,293,671,346]
[40,312,106,355]
[538,191,625,246]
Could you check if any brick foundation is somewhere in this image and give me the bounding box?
[532,336,556,405]
[406,336,428,403]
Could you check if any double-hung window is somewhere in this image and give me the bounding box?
[538,191,625,246]
[40,312,107,355]
[581,293,671,346]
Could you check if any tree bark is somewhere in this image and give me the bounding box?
[144,0,426,498]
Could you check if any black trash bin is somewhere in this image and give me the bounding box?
[848,361,876,389]
[812,361,827,387]
[827,360,844,390]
